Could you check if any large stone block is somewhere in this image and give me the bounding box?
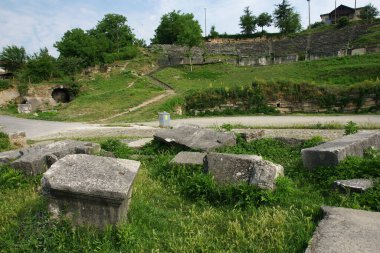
[42,154,140,229]
[301,131,380,169]
[204,153,284,189]
[154,125,236,151]
[306,206,380,253]
[10,140,101,175]
[0,149,23,164]
[170,151,206,165]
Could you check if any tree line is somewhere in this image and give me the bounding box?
[0,1,379,82]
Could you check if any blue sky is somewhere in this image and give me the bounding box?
[1,0,379,57]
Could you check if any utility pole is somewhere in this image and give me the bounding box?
[307,0,311,28]
[354,0,357,18]
[335,0,337,24]
[204,8,207,37]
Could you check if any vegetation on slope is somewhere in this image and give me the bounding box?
[154,54,380,93]
[1,136,380,252]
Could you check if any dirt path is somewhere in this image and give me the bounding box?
[98,90,175,122]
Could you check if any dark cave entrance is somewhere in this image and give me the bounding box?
[52,88,72,103]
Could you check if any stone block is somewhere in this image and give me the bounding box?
[301,131,380,170]
[120,138,153,149]
[154,125,236,152]
[18,104,32,114]
[351,48,366,56]
[8,131,27,148]
[11,140,101,176]
[204,153,284,189]
[42,154,140,229]
[170,151,206,165]
[306,206,380,253]
[334,179,374,192]
[0,149,23,164]
[237,130,265,142]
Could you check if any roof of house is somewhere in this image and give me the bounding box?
[320,4,363,17]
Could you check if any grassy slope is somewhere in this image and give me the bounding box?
[1,137,379,252]
[154,54,380,94]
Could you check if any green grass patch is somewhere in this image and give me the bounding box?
[353,24,380,47]
[154,54,380,94]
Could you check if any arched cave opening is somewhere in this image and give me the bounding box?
[52,88,72,103]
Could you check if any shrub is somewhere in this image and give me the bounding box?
[344,121,358,135]
[336,17,349,29]
[0,131,10,151]
[17,82,29,96]
[309,21,326,29]
[0,79,11,91]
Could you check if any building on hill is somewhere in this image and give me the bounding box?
[0,67,14,80]
[320,4,364,24]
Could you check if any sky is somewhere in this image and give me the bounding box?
[1,0,379,57]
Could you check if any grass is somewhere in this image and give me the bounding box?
[353,24,380,47]
[153,54,380,94]
[1,71,164,122]
[1,136,380,252]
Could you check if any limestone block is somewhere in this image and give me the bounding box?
[204,153,284,189]
[301,131,380,170]
[8,131,27,148]
[154,125,236,152]
[334,179,374,192]
[42,154,140,229]
[18,104,32,114]
[121,138,153,149]
[0,150,23,164]
[306,206,380,253]
[170,151,206,165]
[11,140,101,176]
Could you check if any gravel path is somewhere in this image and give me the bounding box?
[141,115,380,128]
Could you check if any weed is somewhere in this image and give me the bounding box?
[0,132,10,151]
[344,121,359,135]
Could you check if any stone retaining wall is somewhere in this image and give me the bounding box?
[153,22,379,67]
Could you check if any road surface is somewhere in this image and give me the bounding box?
[1,115,380,140]
[141,115,380,128]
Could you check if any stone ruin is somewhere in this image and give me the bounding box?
[154,124,236,151]
[302,131,380,170]
[0,139,141,229]
[161,125,284,189]
[42,154,140,229]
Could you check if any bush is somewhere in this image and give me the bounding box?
[0,79,11,90]
[344,121,359,135]
[0,131,10,151]
[103,46,139,63]
[309,21,326,29]
[17,82,28,96]
[336,17,349,29]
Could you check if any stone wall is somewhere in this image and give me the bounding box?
[154,22,379,67]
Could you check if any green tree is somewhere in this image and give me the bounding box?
[92,14,135,53]
[359,4,379,23]
[273,0,301,34]
[54,28,107,66]
[152,10,193,44]
[177,14,203,72]
[239,6,256,35]
[256,12,273,32]
[209,25,219,38]
[21,48,58,83]
[0,45,27,72]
